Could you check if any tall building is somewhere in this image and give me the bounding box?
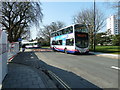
[118,1,120,35]
[106,15,119,35]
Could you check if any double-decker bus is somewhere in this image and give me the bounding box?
[50,24,89,54]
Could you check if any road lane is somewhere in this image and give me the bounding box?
[35,51,118,88]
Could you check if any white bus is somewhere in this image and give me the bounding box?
[22,41,39,49]
[50,24,89,54]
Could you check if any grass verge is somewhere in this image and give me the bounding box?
[41,46,50,48]
[90,46,120,54]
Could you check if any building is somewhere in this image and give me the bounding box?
[118,1,120,35]
[106,15,119,35]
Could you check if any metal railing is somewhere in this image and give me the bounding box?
[8,42,19,61]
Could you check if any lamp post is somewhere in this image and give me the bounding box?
[93,0,96,52]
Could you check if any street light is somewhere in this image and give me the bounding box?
[93,0,96,52]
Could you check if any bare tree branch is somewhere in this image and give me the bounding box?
[38,21,65,41]
[1,2,43,42]
[73,7,105,48]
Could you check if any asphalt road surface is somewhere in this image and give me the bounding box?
[34,49,118,88]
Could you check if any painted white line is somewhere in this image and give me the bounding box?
[30,56,34,59]
[111,66,120,70]
[48,71,71,89]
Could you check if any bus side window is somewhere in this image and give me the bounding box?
[50,33,52,37]
[59,30,62,35]
[66,38,74,46]
[55,32,57,36]
[64,29,66,34]
[67,27,71,33]
[62,29,65,34]
[66,27,73,34]
[52,33,55,37]
[66,39,70,45]
[57,32,59,36]
[56,41,58,45]
[52,33,54,37]
[58,31,62,36]
[57,31,59,36]
[52,40,56,45]
[70,26,73,33]
[66,28,69,34]
[58,40,62,45]
[64,28,69,34]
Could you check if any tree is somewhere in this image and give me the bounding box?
[1,2,43,42]
[96,32,112,46]
[112,34,120,46]
[38,21,65,43]
[73,7,105,49]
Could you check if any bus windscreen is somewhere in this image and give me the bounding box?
[75,32,89,48]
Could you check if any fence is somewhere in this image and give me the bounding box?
[0,30,8,89]
[0,30,19,89]
[8,42,19,61]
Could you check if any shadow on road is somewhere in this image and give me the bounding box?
[73,52,95,56]
[10,51,102,89]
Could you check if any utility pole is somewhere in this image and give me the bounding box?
[93,0,96,52]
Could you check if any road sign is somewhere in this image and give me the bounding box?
[18,38,22,41]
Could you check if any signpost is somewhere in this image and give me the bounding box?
[93,0,96,52]
[18,38,22,42]
[18,38,22,51]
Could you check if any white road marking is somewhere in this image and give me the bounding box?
[111,66,120,70]
[31,56,34,59]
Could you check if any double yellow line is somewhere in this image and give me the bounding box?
[48,70,72,90]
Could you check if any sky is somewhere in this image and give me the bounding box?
[30,1,117,39]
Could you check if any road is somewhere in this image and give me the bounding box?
[34,49,118,88]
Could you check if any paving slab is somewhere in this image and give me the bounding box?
[2,51,57,89]
[2,63,46,88]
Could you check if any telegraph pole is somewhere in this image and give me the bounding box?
[93,0,96,52]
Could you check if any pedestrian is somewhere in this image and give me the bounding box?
[22,44,26,52]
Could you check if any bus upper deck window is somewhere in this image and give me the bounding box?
[69,27,73,33]
[57,31,60,36]
[60,31,62,35]
[62,29,65,34]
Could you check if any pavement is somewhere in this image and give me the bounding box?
[2,49,57,89]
